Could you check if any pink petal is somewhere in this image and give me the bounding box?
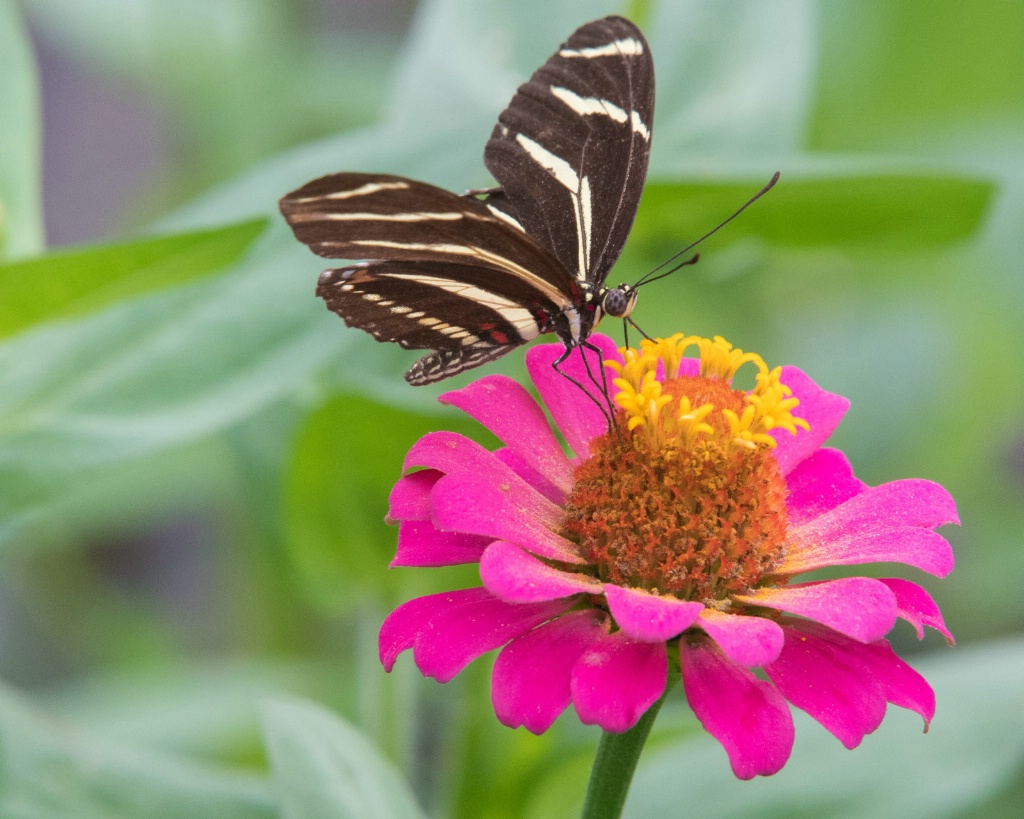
[411,437,561,533]
[480,540,602,602]
[379,587,493,671]
[782,479,958,577]
[784,448,867,527]
[798,620,935,724]
[430,471,582,563]
[526,335,623,460]
[765,621,888,749]
[878,578,955,644]
[859,638,936,726]
[440,375,575,494]
[405,432,561,529]
[735,578,897,643]
[390,520,490,567]
[492,609,607,734]
[697,609,785,667]
[403,430,490,474]
[388,469,441,521]
[412,591,573,683]
[785,527,955,578]
[572,630,668,732]
[494,447,564,506]
[680,637,794,779]
[410,431,576,564]
[604,585,704,642]
[403,427,552,511]
[770,366,850,476]
[800,478,960,531]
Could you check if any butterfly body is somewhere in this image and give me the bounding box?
[280,16,654,384]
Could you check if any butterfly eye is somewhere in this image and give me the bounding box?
[602,285,638,319]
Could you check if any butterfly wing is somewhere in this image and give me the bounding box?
[317,260,565,384]
[484,16,654,286]
[280,16,654,384]
[280,172,581,383]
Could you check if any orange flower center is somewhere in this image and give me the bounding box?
[559,335,805,605]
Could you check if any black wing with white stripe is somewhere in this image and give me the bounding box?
[281,172,585,384]
[315,261,542,384]
[484,16,653,284]
[279,16,654,386]
[281,172,579,301]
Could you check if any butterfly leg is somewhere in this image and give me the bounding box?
[579,339,621,429]
[551,342,619,435]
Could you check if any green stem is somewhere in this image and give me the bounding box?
[579,691,668,819]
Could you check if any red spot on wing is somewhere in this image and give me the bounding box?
[476,322,509,343]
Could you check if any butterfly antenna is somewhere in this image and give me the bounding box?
[633,171,780,288]
[633,253,700,290]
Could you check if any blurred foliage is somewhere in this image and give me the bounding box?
[0,0,42,256]
[18,0,402,228]
[0,0,1022,817]
[0,218,267,338]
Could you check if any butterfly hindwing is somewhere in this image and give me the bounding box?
[483,16,654,284]
[316,261,554,385]
[405,345,522,385]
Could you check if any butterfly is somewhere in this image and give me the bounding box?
[280,16,653,386]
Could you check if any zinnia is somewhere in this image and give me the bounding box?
[379,333,956,779]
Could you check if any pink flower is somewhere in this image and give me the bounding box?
[379,333,957,779]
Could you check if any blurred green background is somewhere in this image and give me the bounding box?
[1,0,1022,816]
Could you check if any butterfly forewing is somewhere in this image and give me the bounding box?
[483,16,654,284]
[281,172,579,305]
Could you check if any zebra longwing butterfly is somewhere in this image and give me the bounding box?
[280,16,654,386]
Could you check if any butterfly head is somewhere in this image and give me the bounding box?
[600,284,638,320]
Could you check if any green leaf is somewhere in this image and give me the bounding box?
[619,640,1024,818]
[0,682,277,819]
[282,394,492,611]
[811,2,1024,153]
[0,0,43,258]
[282,396,425,610]
[0,218,267,339]
[634,174,993,253]
[0,227,338,539]
[261,698,427,819]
